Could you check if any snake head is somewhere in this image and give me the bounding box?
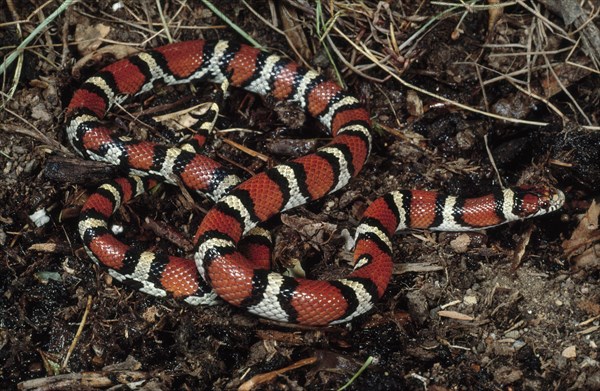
[511,185,565,219]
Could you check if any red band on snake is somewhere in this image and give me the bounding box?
[68,40,565,325]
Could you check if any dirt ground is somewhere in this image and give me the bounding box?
[1,1,599,390]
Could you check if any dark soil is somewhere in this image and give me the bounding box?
[1,1,599,390]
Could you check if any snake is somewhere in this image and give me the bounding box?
[66,40,565,326]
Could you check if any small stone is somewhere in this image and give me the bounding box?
[31,103,52,122]
[405,290,429,326]
[29,208,50,227]
[24,159,38,174]
[450,233,471,253]
[13,146,27,154]
[494,366,523,385]
[504,330,520,339]
[562,345,576,359]
[112,2,124,12]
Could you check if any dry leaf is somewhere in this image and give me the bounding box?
[153,102,215,131]
[75,24,111,55]
[280,4,311,61]
[563,200,600,268]
[72,45,141,78]
[406,90,424,117]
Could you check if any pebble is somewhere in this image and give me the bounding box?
[24,159,38,174]
[450,233,471,253]
[561,345,577,359]
[29,208,50,227]
[504,330,520,339]
[405,290,429,326]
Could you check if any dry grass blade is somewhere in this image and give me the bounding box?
[200,0,263,48]
[302,1,597,128]
[237,356,317,391]
[334,25,548,126]
[0,0,76,78]
[1,108,71,154]
[537,0,600,68]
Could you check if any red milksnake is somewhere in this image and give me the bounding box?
[66,40,564,325]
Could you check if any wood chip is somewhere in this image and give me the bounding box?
[438,310,474,321]
[577,325,599,335]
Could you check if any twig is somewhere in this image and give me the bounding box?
[484,134,504,188]
[334,26,549,127]
[199,0,263,49]
[61,295,93,370]
[542,52,590,124]
[4,0,24,104]
[0,0,77,77]
[1,107,72,154]
[240,0,312,68]
[155,0,173,42]
[238,356,317,391]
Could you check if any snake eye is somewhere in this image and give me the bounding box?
[512,186,565,217]
[535,187,565,213]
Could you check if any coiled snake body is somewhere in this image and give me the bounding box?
[66,40,564,325]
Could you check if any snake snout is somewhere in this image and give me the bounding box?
[515,186,565,218]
